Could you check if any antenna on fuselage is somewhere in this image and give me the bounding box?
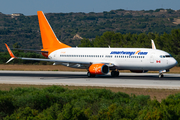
[151,39,156,49]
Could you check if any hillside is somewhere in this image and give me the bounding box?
[0,8,180,51]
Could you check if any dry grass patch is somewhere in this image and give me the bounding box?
[173,18,180,24]
[0,64,86,71]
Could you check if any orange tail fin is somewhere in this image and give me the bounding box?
[37,11,71,54]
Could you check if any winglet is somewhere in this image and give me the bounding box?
[4,43,16,63]
[151,39,156,49]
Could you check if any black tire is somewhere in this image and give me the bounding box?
[111,71,119,77]
[115,71,119,77]
[159,73,164,78]
[87,72,95,77]
[111,71,115,77]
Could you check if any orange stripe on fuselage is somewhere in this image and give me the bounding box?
[37,11,71,55]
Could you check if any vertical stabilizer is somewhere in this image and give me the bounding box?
[151,39,156,49]
[37,11,71,54]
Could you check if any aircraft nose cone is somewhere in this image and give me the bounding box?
[171,58,178,66]
[175,60,178,66]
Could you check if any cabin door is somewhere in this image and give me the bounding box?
[150,55,154,63]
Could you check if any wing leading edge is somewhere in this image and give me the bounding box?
[4,43,93,65]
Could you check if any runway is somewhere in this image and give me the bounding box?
[0,71,180,89]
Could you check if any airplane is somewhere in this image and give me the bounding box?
[5,11,178,78]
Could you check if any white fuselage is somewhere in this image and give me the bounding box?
[48,47,177,71]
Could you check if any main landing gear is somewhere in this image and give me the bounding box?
[87,72,96,77]
[87,71,119,77]
[111,70,119,77]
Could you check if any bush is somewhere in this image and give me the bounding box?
[1,86,180,119]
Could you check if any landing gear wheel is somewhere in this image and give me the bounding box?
[111,71,119,77]
[115,71,119,77]
[87,72,95,77]
[159,73,164,78]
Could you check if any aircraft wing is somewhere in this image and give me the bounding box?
[4,43,92,64]
[5,43,116,69]
[12,48,48,53]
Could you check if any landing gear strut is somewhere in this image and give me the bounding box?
[111,70,119,77]
[158,70,168,78]
[159,73,164,78]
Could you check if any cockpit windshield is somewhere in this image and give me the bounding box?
[160,54,172,58]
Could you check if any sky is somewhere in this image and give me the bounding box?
[1,0,180,16]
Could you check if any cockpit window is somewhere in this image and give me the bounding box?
[165,55,171,57]
[160,54,172,58]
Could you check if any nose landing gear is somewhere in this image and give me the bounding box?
[159,73,164,78]
[159,69,169,78]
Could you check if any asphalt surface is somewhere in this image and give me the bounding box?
[0,71,180,89]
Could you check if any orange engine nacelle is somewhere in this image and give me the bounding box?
[89,63,109,75]
[130,70,148,73]
[41,52,48,58]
